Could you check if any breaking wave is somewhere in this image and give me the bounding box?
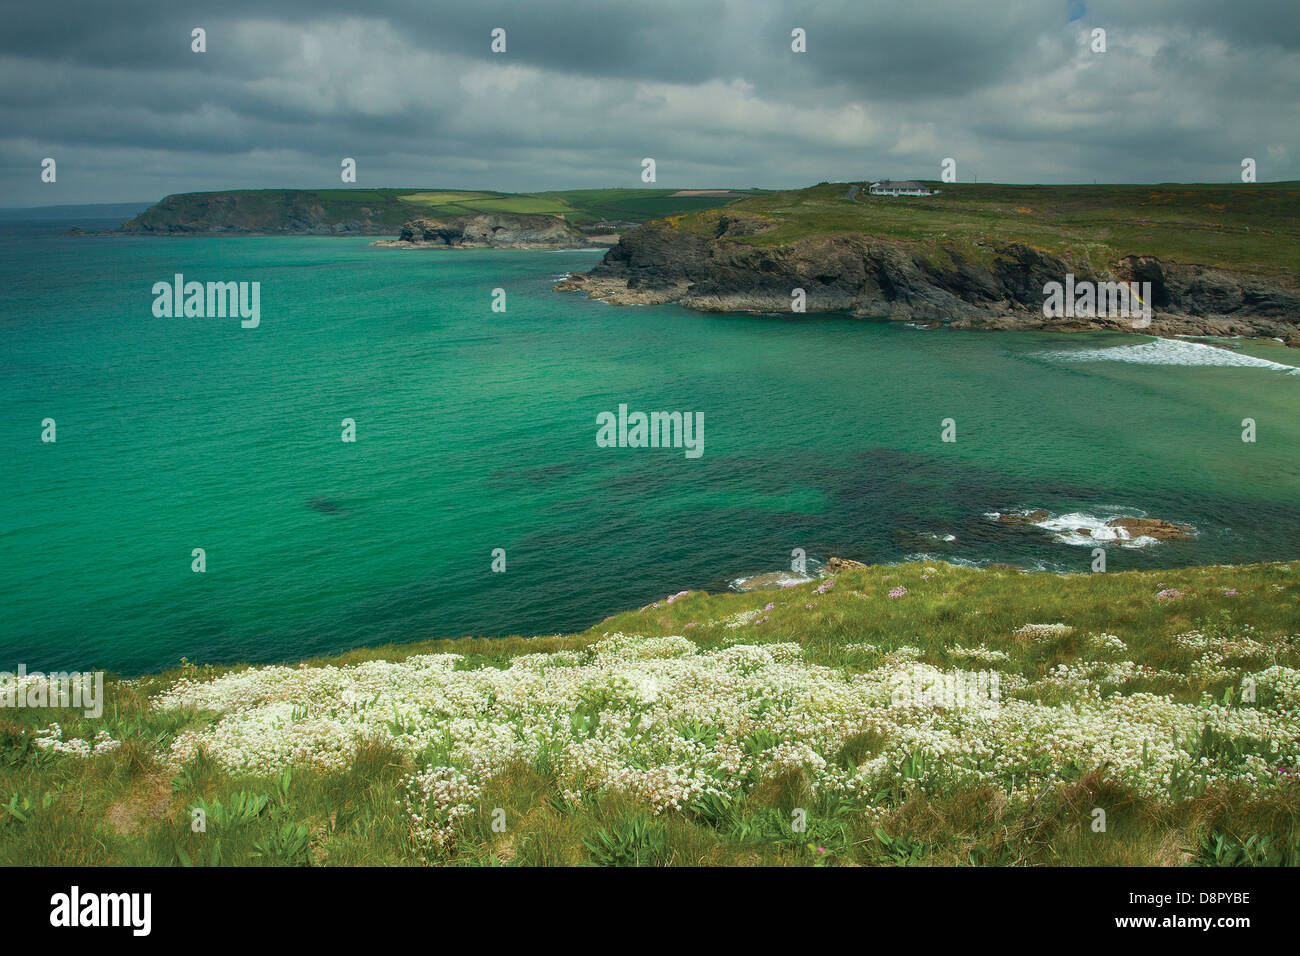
[1041,337,1300,374]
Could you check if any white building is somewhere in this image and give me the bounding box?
[868,180,939,197]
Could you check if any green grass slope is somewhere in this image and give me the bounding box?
[2,559,1297,867]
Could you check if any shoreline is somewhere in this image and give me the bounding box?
[370,237,617,251]
[554,273,1300,345]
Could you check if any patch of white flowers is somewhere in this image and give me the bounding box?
[32,724,121,757]
[1013,623,1075,642]
[152,631,1300,852]
[1173,626,1280,685]
[843,642,879,655]
[1174,625,1273,662]
[722,609,765,628]
[1085,633,1128,655]
[948,644,1011,665]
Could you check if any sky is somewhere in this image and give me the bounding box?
[2,0,1297,206]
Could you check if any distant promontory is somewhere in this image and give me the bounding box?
[115,187,750,238]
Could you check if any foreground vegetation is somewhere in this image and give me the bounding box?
[2,560,1298,866]
[667,181,1300,281]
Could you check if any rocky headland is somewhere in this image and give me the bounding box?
[556,216,1300,343]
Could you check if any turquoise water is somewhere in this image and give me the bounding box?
[2,223,1298,674]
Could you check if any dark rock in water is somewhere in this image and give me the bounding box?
[307,497,344,514]
[1106,517,1196,540]
[997,509,1050,525]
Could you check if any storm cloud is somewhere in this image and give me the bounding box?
[2,0,1296,205]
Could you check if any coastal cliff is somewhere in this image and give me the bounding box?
[556,181,1300,342]
[557,217,1300,342]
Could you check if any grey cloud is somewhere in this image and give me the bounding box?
[1,0,1296,205]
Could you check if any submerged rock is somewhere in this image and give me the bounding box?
[732,571,809,591]
[997,509,1051,525]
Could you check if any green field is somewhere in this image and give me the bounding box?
[399,191,574,217]
[396,187,754,223]
[665,182,1300,281]
[3,560,1298,867]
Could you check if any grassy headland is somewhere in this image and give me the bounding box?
[559,181,1300,337]
[668,182,1300,281]
[2,559,1298,866]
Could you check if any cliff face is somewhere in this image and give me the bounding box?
[378,213,592,248]
[557,221,1300,342]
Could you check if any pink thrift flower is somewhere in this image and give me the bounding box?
[888,586,908,599]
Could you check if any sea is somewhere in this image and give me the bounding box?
[2,219,1297,674]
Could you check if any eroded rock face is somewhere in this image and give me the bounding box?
[557,222,1300,340]
[386,214,590,248]
[822,557,868,574]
